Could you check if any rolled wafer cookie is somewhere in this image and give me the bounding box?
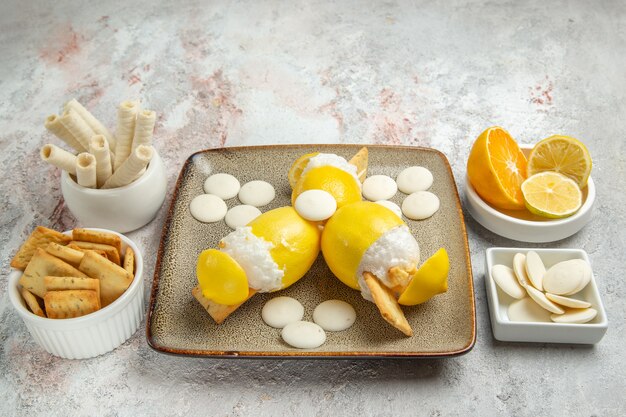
[89,135,113,188]
[60,109,96,151]
[131,109,156,151]
[102,145,153,189]
[113,100,139,170]
[64,99,117,151]
[40,144,77,175]
[44,114,86,152]
[76,153,97,188]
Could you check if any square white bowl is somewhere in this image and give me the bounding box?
[485,247,608,344]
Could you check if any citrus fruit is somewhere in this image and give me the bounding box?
[288,152,319,189]
[196,249,249,305]
[291,165,361,209]
[467,126,527,210]
[521,172,582,218]
[527,135,592,188]
[398,248,449,306]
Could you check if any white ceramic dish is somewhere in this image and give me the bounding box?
[8,229,144,359]
[61,152,167,233]
[485,247,608,344]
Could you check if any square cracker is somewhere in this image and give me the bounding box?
[11,226,72,269]
[78,251,133,307]
[363,272,413,336]
[44,290,101,319]
[20,288,46,318]
[70,241,120,265]
[18,248,88,298]
[72,228,122,256]
[349,146,368,183]
[44,276,100,304]
[192,286,256,324]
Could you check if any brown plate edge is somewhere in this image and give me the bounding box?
[145,144,477,359]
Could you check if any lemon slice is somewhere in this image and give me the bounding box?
[521,172,582,218]
[528,135,592,188]
[398,248,449,306]
[288,152,319,189]
[196,249,249,305]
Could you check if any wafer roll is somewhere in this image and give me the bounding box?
[76,152,97,188]
[60,109,96,150]
[132,109,156,151]
[102,145,153,189]
[44,114,86,153]
[40,144,77,175]
[113,100,139,170]
[64,99,117,151]
[89,135,113,188]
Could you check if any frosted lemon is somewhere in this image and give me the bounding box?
[527,135,592,188]
[398,248,449,306]
[521,171,582,218]
[195,206,321,323]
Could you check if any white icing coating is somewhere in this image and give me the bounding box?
[356,225,420,301]
[224,205,262,229]
[189,194,227,223]
[375,200,402,219]
[281,321,326,349]
[362,175,397,201]
[294,189,337,221]
[203,173,241,200]
[396,166,433,194]
[302,153,360,187]
[313,300,356,331]
[261,297,305,329]
[238,180,276,207]
[401,191,440,220]
[219,227,284,292]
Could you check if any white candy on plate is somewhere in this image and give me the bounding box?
[261,297,304,329]
[189,194,228,223]
[545,293,591,309]
[224,205,262,229]
[402,191,440,220]
[203,173,240,200]
[491,264,526,299]
[313,300,356,331]
[508,297,552,322]
[281,321,326,349]
[524,251,545,291]
[543,259,591,296]
[525,284,564,314]
[512,253,531,287]
[362,175,397,201]
[238,180,275,207]
[375,200,402,219]
[550,308,597,324]
[294,189,337,221]
[396,166,433,194]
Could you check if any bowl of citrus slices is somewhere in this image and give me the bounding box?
[464,126,595,242]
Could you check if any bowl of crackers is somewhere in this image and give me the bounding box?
[8,226,144,359]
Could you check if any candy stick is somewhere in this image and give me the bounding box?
[75,153,97,188]
[102,145,153,189]
[60,109,96,151]
[40,144,77,175]
[64,99,117,151]
[89,135,113,188]
[132,109,156,151]
[44,114,86,153]
[113,100,139,170]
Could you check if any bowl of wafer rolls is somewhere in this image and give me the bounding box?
[42,99,167,233]
[8,226,144,359]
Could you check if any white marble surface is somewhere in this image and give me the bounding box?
[1,0,625,416]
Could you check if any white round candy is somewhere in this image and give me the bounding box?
[524,251,545,291]
[238,180,275,207]
[362,175,397,201]
[396,166,433,194]
[375,200,402,218]
[294,189,337,221]
[203,173,240,200]
[224,205,262,229]
[401,191,440,220]
[189,194,227,223]
[544,293,591,309]
[313,300,356,331]
[491,264,526,299]
[543,259,591,296]
[512,253,531,287]
[281,321,326,349]
[261,296,304,329]
[550,308,597,324]
[507,297,551,322]
[525,285,564,314]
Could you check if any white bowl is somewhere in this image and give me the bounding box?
[485,247,608,344]
[8,229,145,359]
[61,151,167,233]
[464,175,595,242]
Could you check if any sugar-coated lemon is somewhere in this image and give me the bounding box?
[292,166,361,209]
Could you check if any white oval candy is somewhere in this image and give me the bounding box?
[396,166,433,194]
[545,293,591,309]
[491,264,526,299]
[362,175,397,201]
[512,253,531,287]
[238,180,275,207]
[203,173,240,200]
[508,297,552,322]
[525,285,564,314]
[543,259,591,295]
[401,191,440,220]
[281,321,326,349]
[375,200,402,219]
[224,205,262,229]
[550,308,597,324]
[294,189,337,221]
[313,300,356,331]
[524,251,545,291]
[261,296,305,329]
[189,194,227,223]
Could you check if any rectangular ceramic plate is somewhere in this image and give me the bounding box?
[147,145,476,358]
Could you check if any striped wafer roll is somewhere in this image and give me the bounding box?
[89,135,113,188]
[113,100,139,170]
[102,145,153,189]
[60,109,96,151]
[131,109,156,151]
[40,144,77,175]
[44,114,86,153]
[64,99,117,151]
[75,153,97,188]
